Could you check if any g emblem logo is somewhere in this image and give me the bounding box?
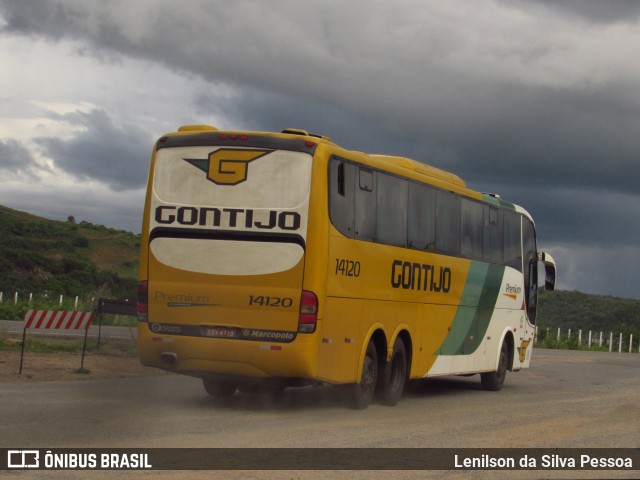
[211,149,274,185]
[184,148,272,185]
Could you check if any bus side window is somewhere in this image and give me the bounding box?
[337,162,346,196]
[355,168,376,240]
[436,191,461,256]
[461,199,483,261]
[503,210,522,271]
[329,159,355,237]
[377,173,408,247]
[359,169,374,192]
[408,182,436,250]
[483,206,503,264]
[522,218,538,324]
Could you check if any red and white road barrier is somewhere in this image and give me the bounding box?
[19,310,94,374]
[24,309,93,331]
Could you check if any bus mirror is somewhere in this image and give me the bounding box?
[538,252,556,291]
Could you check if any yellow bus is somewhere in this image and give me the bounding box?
[137,125,556,408]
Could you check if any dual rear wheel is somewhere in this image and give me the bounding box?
[351,337,408,409]
[203,338,507,406]
[351,336,509,408]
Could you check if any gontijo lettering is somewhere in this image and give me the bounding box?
[391,260,452,293]
[155,205,301,231]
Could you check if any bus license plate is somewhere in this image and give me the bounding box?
[202,327,238,339]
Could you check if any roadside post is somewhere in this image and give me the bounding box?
[96,298,137,350]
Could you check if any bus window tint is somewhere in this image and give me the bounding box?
[436,191,461,256]
[483,206,503,264]
[408,182,436,250]
[377,173,408,247]
[523,218,538,323]
[504,210,522,271]
[329,159,355,237]
[461,199,483,260]
[355,168,376,241]
[330,159,531,281]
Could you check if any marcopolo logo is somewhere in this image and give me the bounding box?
[184,148,273,186]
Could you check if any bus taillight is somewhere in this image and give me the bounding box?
[298,290,318,334]
[137,280,148,322]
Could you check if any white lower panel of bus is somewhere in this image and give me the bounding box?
[151,238,304,275]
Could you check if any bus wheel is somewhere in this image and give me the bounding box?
[379,338,407,406]
[351,340,378,410]
[481,342,508,391]
[203,378,237,398]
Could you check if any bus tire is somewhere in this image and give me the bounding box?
[203,378,237,398]
[351,340,378,410]
[379,338,407,406]
[481,341,508,391]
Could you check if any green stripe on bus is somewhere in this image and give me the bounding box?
[436,262,505,355]
[482,193,516,211]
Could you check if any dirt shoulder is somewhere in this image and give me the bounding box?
[0,349,167,383]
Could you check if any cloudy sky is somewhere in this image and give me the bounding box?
[1,0,639,299]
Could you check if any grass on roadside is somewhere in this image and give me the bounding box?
[0,332,137,357]
[536,335,613,352]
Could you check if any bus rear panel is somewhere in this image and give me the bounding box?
[138,129,319,384]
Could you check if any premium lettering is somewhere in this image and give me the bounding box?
[154,291,211,304]
[505,284,522,295]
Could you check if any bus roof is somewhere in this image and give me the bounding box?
[165,125,530,217]
[368,155,466,188]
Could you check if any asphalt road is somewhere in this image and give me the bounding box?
[1,349,638,479]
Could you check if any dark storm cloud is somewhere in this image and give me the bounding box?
[3,0,639,196]
[194,89,404,155]
[529,0,640,24]
[0,138,39,171]
[476,182,640,248]
[435,86,640,195]
[2,0,640,296]
[202,84,640,260]
[34,109,151,190]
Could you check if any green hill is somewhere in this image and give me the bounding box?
[538,290,640,334]
[1,204,639,338]
[0,204,138,300]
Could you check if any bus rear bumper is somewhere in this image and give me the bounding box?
[137,324,317,381]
